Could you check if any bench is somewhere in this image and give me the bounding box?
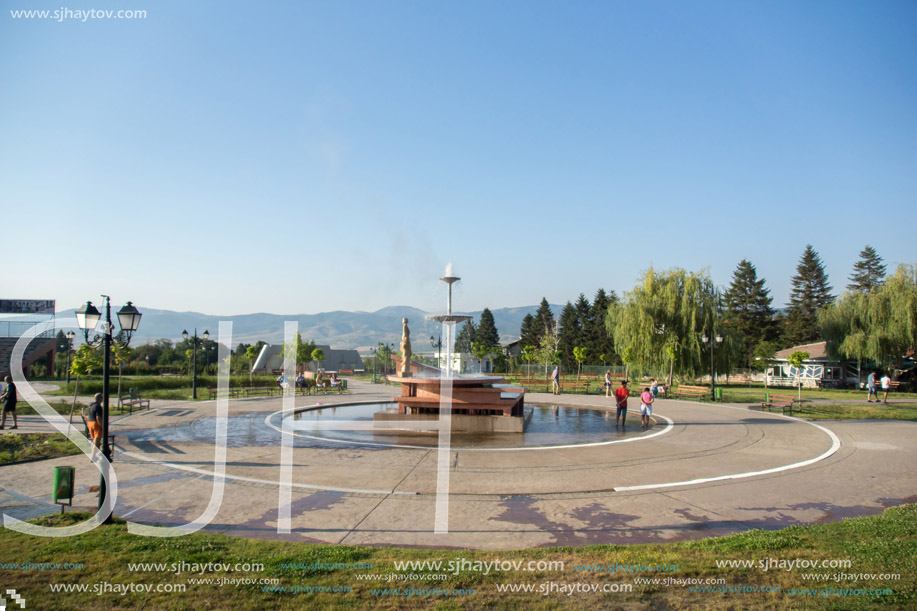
[674,385,709,400]
[886,381,901,393]
[761,393,796,414]
[207,387,242,400]
[557,380,591,394]
[242,386,279,398]
[117,390,149,413]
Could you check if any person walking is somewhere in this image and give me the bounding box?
[866,371,878,403]
[0,376,17,430]
[650,378,658,398]
[604,370,613,397]
[552,365,561,395]
[880,372,892,404]
[614,380,629,429]
[82,393,104,461]
[640,386,655,429]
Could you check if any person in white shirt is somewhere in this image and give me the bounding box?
[880,373,892,404]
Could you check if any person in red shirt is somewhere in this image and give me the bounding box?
[614,380,630,428]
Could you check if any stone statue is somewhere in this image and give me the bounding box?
[400,317,412,377]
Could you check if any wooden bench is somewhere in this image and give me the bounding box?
[761,393,796,413]
[207,387,242,400]
[557,380,591,394]
[674,385,709,400]
[242,386,280,398]
[519,378,550,393]
[117,390,150,413]
[886,381,901,393]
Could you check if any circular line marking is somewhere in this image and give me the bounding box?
[116,449,414,496]
[613,401,842,491]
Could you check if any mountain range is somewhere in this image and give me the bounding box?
[54,304,563,351]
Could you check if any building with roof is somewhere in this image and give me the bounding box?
[251,344,364,375]
[765,341,847,388]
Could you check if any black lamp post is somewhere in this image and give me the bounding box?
[370,348,377,383]
[64,330,75,387]
[701,333,723,401]
[182,329,209,400]
[75,297,141,522]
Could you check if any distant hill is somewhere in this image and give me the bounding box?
[53,304,564,350]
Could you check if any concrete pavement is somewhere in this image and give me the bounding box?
[1,379,914,549]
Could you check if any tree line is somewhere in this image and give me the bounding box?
[513,244,914,382]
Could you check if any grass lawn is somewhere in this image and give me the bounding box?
[0,432,84,464]
[0,505,913,609]
[786,402,917,421]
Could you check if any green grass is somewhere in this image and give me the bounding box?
[0,432,84,464]
[0,504,914,609]
[788,402,917,421]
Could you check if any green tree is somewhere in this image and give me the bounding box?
[521,344,536,375]
[752,340,780,388]
[531,298,555,347]
[588,289,617,365]
[534,326,560,375]
[821,264,917,372]
[722,259,776,369]
[557,302,579,369]
[243,345,260,384]
[787,350,809,401]
[110,343,132,398]
[470,341,500,374]
[70,345,102,414]
[607,267,719,384]
[280,333,316,368]
[474,308,500,348]
[311,347,325,373]
[455,320,475,354]
[784,245,834,346]
[572,346,587,378]
[847,245,886,293]
[519,314,536,348]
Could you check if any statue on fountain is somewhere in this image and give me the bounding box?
[400,317,412,377]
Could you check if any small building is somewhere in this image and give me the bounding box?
[766,341,846,388]
[252,344,364,375]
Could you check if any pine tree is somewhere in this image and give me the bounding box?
[531,298,555,347]
[784,245,834,345]
[722,259,775,368]
[557,302,579,369]
[589,289,617,364]
[455,320,475,354]
[474,308,500,348]
[847,245,887,293]
[519,313,535,347]
[573,293,591,348]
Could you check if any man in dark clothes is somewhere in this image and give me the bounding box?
[83,393,104,461]
[0,375,17,430]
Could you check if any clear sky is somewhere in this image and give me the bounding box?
[2,0,915,318]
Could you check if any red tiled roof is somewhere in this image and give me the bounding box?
[774,341,828,361]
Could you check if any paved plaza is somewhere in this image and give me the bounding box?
[1,380,915,549]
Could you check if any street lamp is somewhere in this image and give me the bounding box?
[64,330,76,387]
[701,333,723,401]
[181,329,209,399]
[370,347,377,383]
[75,297,141,522]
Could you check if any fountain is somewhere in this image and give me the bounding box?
[373,269,526,433]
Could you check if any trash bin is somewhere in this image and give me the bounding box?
[715,387,723,400]
[342,380,348,391]
[53,466,75,510]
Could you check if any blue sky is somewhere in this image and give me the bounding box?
[2,0,915,318]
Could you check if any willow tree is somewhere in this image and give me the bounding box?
[606,267,719,385]
[821,264,917,372]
